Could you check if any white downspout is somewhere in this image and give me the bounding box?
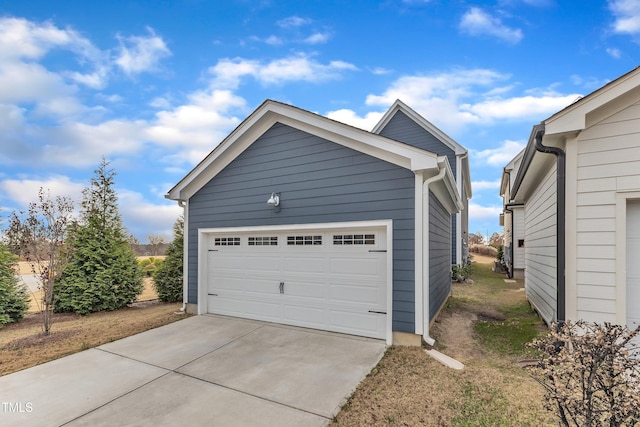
[177,199,188,313]
[456,152,468,265]
[422,164,447,346]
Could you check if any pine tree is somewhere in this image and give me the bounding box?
[56,158,143,314]
[152,216,183,302]
[0,243,29,329]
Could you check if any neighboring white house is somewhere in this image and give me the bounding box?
[500,149,525,279]
[502,66,640,328]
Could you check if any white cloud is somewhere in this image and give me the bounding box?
[606,47,622,58]
[145,89,246,164]
[115,27,171,76]
[325,109,385,131]
[365,69,579,132]
[609,0,640,34]
[469,202,503,222]
[209,54,358,89]
[474,140,526,166]
[0,175,84,209]
[265,35,283,45]
[277,16,312,28]
[303,32,331,44]
[149,96,171,109]
[463,93,580,120]
[472,180,502,191]
[0,17,98,61]
[370,67,393,75]
[118,189,183,240]
[459,7,523,44]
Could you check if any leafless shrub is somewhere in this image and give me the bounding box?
[528,320,640,427]
[469,244,497,258]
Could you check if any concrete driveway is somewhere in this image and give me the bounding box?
[0,315,386,427]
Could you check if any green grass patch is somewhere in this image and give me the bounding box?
[450,382,512,426]
[474,316,543,356]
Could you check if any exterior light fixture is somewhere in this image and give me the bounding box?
[267,192,280,207]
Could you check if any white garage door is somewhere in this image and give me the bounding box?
[628,200,640,329]
[205,225,388,339]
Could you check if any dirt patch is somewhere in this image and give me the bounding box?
[3,329,82,350]
[433,311,483,360]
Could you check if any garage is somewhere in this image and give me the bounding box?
[200,223,391,340]
[627,200,640,329]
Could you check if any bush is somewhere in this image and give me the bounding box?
[139,257,164,277]
[496,245,504,261]
[528,321,640,426]
[153,218,183,303]
[469,244,498,258]
[0,244,29,329]
[452,264,472,282]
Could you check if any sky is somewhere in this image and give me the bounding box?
[0,0,639,242]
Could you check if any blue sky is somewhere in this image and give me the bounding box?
[0,0,639,242]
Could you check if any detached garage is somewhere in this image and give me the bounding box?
[166,100,463,345]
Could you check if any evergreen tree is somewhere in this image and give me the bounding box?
[152,216,183,302]
[56,158,143,314]
[0,243,29,329]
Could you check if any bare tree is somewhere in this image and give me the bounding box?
[7,188,74,335]
[489,232,503,248]
[147,235,166,256]
[469,232,484,245]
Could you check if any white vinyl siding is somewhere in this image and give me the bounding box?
[524,163,557,324]
[574,100,640,322]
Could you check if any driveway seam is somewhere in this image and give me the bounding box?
[58,372,173,426]
[89,343,332,423]
[174,370,332,421]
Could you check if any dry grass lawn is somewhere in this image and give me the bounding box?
[3,261,184,376]
[331,255,555,426]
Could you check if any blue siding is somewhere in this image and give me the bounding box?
[429,191,452,321]
[188,123,417,333]
[377,110,458,264]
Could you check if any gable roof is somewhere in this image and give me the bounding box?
[511,66,640,201]
[545,66,640,136]
[372,99,468,155]
[500,148,525,198]
[166,99,446,201]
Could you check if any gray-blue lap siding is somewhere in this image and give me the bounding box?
[377,110,458,265]
[429,190,452,320]
[187,122,417,333]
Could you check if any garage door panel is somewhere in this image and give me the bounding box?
[330,311,386,337]
[329,284,381,305]
[279,256,326,273]
[205,226,388,339]
[330,257,385,277]
[208,295,281,320]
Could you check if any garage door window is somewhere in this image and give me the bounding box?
[333,234,375,245]
[287,235,322,245]
[214,237,240,246]
[248,236,278,246]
